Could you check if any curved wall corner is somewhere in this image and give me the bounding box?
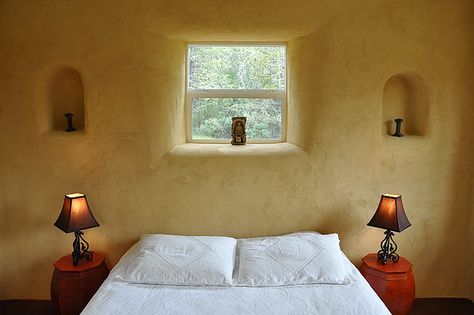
[382,73,429,137]
[36,65,85,133]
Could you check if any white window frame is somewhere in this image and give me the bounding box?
[185,42,288,144]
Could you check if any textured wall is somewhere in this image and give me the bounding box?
[288,1,474,298]
[0,0,473,300]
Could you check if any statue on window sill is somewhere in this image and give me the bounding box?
[231,117,246,145]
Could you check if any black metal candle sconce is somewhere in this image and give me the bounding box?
[65,113,77,132]
[392,118,403,137]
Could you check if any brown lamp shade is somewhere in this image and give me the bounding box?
[367,194,411,232]
[54,193,99,233]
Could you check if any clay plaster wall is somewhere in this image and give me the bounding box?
[0,0,473,300]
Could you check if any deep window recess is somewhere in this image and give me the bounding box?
[186,44,287,143]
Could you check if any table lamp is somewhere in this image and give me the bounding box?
[367,193,411,264]
[54,193,100,266]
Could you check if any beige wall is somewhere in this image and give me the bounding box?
[0,0,473,300]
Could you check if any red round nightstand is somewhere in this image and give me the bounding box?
[51,253,109,315]
[360,253,415,315]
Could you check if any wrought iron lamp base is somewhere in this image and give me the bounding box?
[377,229,400,264]
[72,230,93,266]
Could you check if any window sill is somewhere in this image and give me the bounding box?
[169,143,305,157]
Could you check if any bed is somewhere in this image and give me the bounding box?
[82,232,390,315]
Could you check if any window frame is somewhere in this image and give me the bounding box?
[185,42,288,144]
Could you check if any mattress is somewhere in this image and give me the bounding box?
[82,243,390,315]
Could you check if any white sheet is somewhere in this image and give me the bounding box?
[82,243,390,315]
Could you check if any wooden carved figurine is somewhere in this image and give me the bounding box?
[231,117,246,145]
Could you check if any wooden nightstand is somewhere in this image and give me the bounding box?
[360,253,415,315]
[51,253,109,315]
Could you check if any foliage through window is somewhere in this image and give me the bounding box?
[187,44,286,142]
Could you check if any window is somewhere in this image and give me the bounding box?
[186,44,287,143]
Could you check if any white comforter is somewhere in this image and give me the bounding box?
[82,245,390,315]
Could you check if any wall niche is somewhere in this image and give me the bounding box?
[36,65,85,133]
[382,73,428,137]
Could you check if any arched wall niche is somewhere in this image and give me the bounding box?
[36,65,85,133]
[382,72,429,137]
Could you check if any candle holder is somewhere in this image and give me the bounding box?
[392,118,403,137]
[65,113,77,132]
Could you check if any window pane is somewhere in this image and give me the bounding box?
[188,45,286,90]
[192,98,282,140]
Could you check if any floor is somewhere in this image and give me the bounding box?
[0,300,58,315]
[412,298,474,315]
[0,298,473,315]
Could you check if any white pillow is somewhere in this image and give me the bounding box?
[120,234,237,286]
[234,232,350,286]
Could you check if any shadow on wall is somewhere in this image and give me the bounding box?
[442,63,474,298]
[287,26,334,151]
[314,205,360,237]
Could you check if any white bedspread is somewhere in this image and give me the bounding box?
[82,245,390,315]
